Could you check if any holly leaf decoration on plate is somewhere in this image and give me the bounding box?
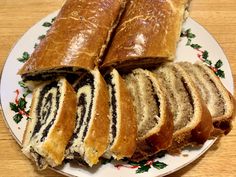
[17,51,30,63]
[181,28,225,78]
[136,165,151,173]
[152,161,168,170]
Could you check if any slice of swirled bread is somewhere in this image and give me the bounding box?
[153,63,213,153]
[103,68,137,160]
[65,69,110,166]
[179,62,236,135]
[22,77,77,169]
[124,69,173,160]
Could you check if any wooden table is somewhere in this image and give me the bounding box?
[0,0,236,176]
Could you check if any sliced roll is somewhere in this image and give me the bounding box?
[101,0,190,70]
[103,68,137,160]
[22,77,77,169]
[65,69,110,166]
[18,0,127,81]
[179,62,236,135]
[153,63,213,153]
[124,69,173,161]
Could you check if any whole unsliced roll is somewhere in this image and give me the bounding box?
[65,69,110,166]
[103,68,137,160]
[153,63,213,153]
[102,0,190,70]
[18,0,127,81]
[179,62,236,135]
[22,77,77,169]
[124,69,173,161]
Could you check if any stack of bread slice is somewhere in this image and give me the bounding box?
[178,62,235,135]
[153,63,213,153]
[21,62,235,169]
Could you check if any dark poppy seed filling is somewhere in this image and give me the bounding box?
[30,147,47,169]
[31,81,61,142]
[104,73,117,146]
[21,67,87,82]
[74,72,95,91]
[67,92,88,149]
[40,87,60,142]
[75,73,95,141]
[66,72,95,158]
[74,93,87,139]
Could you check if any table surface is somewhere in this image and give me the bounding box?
[0,0,236,176]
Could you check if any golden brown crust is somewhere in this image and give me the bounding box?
[18,0,127,75]
[131,72,174,161]
[101,0,189,69]
[84,70,110,166]
[109,69,137,159]
[41,78,77,166]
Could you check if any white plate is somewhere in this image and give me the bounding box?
[0,11,234,177]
